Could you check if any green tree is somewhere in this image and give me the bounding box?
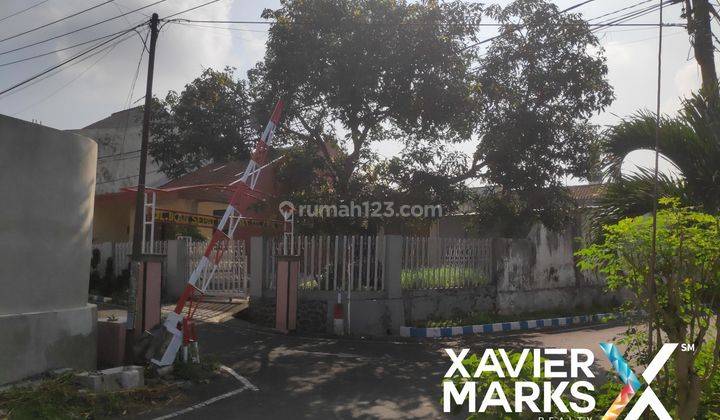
[468,0,613,235]
[251,0,483,199]
[591,90,720,236]
[149,67,255,179]
[576,199,720,419]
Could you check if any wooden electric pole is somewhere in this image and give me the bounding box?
[127,13,159,332]
[685,0,719,96]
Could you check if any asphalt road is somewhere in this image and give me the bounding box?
[139,319,630,420]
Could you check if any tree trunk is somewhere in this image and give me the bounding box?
[690,0,719,96]
[674,349,703,419]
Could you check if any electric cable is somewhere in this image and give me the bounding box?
[0,0,49,23]
[0,0,116,44]
[12,33,131,116]
[0,29,136,96]
[0,0,164,57]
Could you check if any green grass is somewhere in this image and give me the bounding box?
[172,357,219,384]
[401,266,487,289]
[0,373,183,419]
[418,303,621,328]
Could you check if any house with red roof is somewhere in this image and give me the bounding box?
[93,160,283,243]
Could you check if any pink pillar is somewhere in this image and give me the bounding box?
[275,255,300,333]
[133,257,163,335]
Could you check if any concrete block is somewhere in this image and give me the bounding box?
[0,304,97,385]
[75,366,144,392]
[155,365,173,377]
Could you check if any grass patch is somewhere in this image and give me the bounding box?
[401,266,487,289]
[0,373,182,419]
[172,356,220,384]
[417,304,620,328]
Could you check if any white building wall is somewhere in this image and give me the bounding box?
[68,109,168,194]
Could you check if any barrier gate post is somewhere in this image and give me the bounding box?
[275,255,300,333]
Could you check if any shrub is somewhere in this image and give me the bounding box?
[576,198,720,419]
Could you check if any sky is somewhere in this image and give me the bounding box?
[0,0,713,180]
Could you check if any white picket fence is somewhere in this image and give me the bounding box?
[265,235,386,291]
[401,237,491,290]
[186,240,248,297]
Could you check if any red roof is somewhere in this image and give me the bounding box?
[160,161,249,189]
[567,183,605,205]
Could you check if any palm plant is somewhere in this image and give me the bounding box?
[589,90,720,236]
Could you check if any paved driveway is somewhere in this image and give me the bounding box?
[140,319,630,419]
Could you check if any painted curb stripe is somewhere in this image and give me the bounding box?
[401,312,621,338]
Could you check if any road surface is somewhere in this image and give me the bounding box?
[139,318,630,419]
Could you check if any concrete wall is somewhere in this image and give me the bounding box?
[0,116,98,384]
[493,225,616,315]
[402,287,496,325]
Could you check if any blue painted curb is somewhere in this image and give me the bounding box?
[400,312,620,338]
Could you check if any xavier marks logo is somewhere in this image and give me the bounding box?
[443,343,678,418]
[600,342,677,420]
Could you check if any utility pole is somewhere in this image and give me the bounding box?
[684,0,719,96]
[127,13,159,335]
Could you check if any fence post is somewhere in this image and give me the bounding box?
[383,235,405,332]
[164,240,188,300]
[384,235,403,299]
[94,242,113,274]
[249,236,265,299]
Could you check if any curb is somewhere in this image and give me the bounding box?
[88,295,113,303]
[400,312,620,338]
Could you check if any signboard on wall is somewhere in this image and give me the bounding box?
[155,209,218,227]
[154,209,283,229]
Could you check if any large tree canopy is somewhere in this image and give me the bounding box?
[148,0,614,236]
[468,0,614,234]
[150,67,255,179]
[252,0,483,197]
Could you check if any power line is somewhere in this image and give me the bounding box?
[0,29,131,67]
[170,19,272,25]
[0,0,116,44]
[647,0,665,377]
[116,29,150,166]
[587,0,655,22]
[12,33,131,116]
[171,18,683,28]
[160,0,222,21]
[97,169,161,185]
[0,0,165,57]
[0,29,135,96]
[591,0,674,32]
[169,21,268,33]
[99,149,141,160]
[0,0,49,23]
[461,0,617,52]
[0,32,135,99]
[561,0,598,13]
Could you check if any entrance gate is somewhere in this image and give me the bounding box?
[186,240,248,298]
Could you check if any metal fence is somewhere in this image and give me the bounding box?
[401,237,491,289]
[93,241,168,277]
[265,235,386,291]
[186,240,248,298]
